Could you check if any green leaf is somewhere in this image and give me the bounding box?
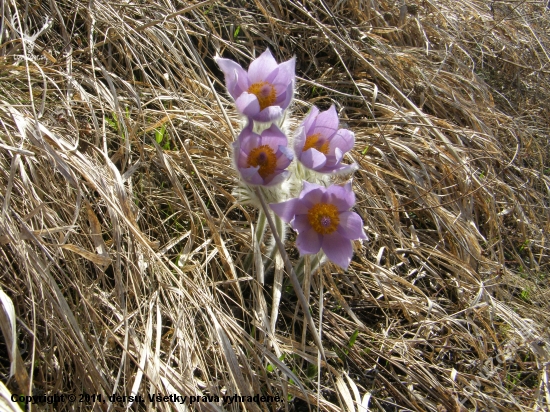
[105,114,118,131]
[267,353,286,373]
[306,363,318,379]
[155,124,167,144]
[348,329,359,348]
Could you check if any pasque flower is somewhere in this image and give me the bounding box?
[294,105,355,173]
[215,49,295,122]
[270,181,366,269]
[233,123,294,186]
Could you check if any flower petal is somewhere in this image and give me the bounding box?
[274,81,294,111]
[238,131,261,154]
[270,198,303,223]
[300,181,324,198]
[329,128,355,155]
[300,148,327,170]
[237,148,250,168]
[296,227,322,255]
[312,105,339,139]
[293,127,307,154]
[326,162,359,175]
[337,212,367,240]
[235,92,261,118]
[292,214,311,233]
[248,49,278,84]
[259,124,287,148]
[276,145,294,168]
[333,147,345,165]
[323,182,355,211]
[254,106,284,122]
[322,232,353,269]
[214,56,249,98]
[300,187,324,208]
[299,181,325,207]
[272,56,296,86]
[240,166,264,185]
[302,106,320,137]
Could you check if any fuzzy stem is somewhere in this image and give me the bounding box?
[263,212,285,274]
[255,187,326,359]
[244,209,267,274]
[317,268,324,412]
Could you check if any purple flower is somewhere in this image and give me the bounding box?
[294,105,355,173]
[270,181,367,269]
[233,123,294,186]
[215,49,295,122]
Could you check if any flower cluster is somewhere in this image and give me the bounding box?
[216,49,366,269]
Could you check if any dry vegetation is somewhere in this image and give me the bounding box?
[0,0,549,410]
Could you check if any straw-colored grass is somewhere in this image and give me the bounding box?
[0,0,549,411]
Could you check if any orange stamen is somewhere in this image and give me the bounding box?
[303,133,329,154]
[248,81,277,111]
[307,203,340,235]
[247,145,277,179]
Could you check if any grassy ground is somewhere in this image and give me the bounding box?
[0,0,549,411]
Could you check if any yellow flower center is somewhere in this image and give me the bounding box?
[302,133,329,154]
[248,81,277,111]
[247,145,277,179]
[307,203,340,235]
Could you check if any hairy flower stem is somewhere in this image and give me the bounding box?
[255,187,326,359]
[243,209,267,275]
[263,213,285,274]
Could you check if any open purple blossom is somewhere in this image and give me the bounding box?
[233,123,294,186]
[270,181,366,269]
[215,49,295,122]
[294,105,355,173]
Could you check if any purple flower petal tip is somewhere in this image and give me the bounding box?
[301,148,327,170]
[322,232,353,269]
[270,198,300,223]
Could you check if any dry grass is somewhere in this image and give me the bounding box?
[0,0,549,411]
